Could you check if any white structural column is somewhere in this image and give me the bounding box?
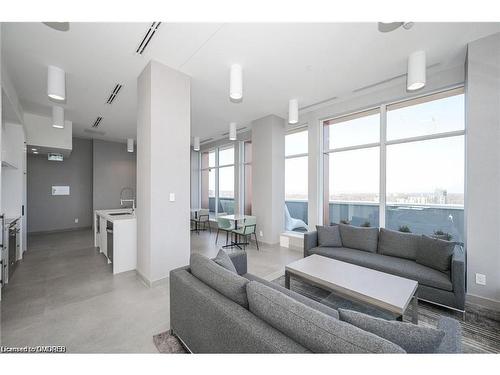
[465,32,500,309]
[251,115,285,244]
[136,60,191,284]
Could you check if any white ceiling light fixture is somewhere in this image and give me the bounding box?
[127,138,134,153]
[193,136,200,151]
[407,50,426,91]
[229,122,237,141]
[52,106,64,129]
[229,64,243,101]
[47,65,66,101]
[288,99,299,124]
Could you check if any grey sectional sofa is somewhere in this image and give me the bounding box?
[169,250,462,353]
[304,225,466,313]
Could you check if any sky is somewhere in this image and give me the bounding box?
[286,93,465,199]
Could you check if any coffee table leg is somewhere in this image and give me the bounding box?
[411,290,419,324]
[285,270,290,289]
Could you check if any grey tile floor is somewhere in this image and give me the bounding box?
[0,227,301,353]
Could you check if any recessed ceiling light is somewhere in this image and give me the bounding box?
[31,148,37,151]
[33,151,39,154]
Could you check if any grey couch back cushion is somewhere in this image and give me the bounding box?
[246,281,405,353]
[339,224,379,253]
[190,253,249,308]
[416,235,455,272]
[378,228,420,260]
[316,225,342,247]
[338,309,445,353]
[213,249,237,273]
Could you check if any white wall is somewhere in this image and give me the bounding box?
[24,112,72,154]
[252,115,285,244]
[465,32,500,309]
[137,60,191,284]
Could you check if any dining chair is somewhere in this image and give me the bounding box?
[232,216,259,250]
[192,209,210,234]
[215,213,234,245]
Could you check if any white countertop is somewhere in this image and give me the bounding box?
[95,209,136,222]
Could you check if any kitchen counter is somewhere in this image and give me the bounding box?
[94,209,137,274]
[94,209,136,222]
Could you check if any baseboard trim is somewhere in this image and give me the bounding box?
[466,293,500,312]
[135,270,169,288]
[28,226,92,235]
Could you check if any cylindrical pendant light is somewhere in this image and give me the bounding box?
[288,99,299,124]
[229,122,237,141]
[193,136,200,151]
[127,138,134,153]
[229,64,242,101]
[407,50,426,91]
[47,65,66,101]
[52,106,64,129]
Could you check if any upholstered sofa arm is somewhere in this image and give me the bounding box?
[435,316,462,353]
[303,231,318,258]
[451,246,466,310]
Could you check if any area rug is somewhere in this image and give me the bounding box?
[272,275,500,354]
[153,331,188,353]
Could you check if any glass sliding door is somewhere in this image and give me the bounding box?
[243,141,253,215]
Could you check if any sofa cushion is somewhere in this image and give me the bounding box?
[316,225,342,247]
[378,228,420,260]
[417,235,455,272]
[339,224,379,253]
[246,281,405,353]
[309,246,452,291]
[190,253,249,308]
[338,309,445,353]
[244,273,339,319]
[213,249,237,273]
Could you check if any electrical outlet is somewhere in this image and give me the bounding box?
[475,273,486,285]
[259,230,263,237]
[74,218,79,224]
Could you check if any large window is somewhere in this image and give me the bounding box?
[385,89,465,242]
[324,109,380,227]
[322,88,465,242]
[200,146,235,216]
[285,129,308,228]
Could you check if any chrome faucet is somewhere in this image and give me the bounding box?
[120,187,136,213]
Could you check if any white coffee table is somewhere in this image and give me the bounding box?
[285,254,419,323]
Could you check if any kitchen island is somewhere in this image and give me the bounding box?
[94,209,137,274]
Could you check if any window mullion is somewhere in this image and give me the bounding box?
[379,104,387,229]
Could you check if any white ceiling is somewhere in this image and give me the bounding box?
[3,22,500,143]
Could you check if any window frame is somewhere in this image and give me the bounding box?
[199,144,236,216]
[321,86,465,229]
[285,127,309,225]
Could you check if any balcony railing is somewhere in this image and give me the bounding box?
[285,200,464,242]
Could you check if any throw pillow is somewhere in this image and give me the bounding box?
[338,224,379,253]
[338,309,445,353]
[416,235,455,272]
[246,281,405,353]
[316,225,342,247]
[213,249,237,273]
[378,228,420,260]
[190,253,249,308]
